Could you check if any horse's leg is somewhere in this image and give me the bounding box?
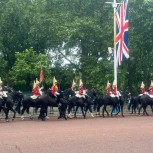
[74,106,79,118]
[111,106,115,116]
[67,105,73,118]
[81,106,85,118]
[102,105,106,117]
[58,104,63,119]
[15,101,21,114]
[115,105,122,117]
[5,108,9,122]
[38,107,46,121]
[21,106,27,120]
[9,107,16,120]
[138,105,143,115]
[63,105,67,120]
[26,107,33,119]
[131,105,133,114]
[96,105,101,116]
[144,106,148,116]
[88,105,94,118]
[45,106,50,119]
[105,106,109,117]
[102,105,109,117]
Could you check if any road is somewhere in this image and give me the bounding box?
[0,114,153,153]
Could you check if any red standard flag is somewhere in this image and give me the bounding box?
[40,68,44,83]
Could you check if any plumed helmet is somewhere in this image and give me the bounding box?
[113,80,116,86]
[33,80,36,89]
[35,78,40,85]
[72,80,76,87]
[150,80,153,87]
[106,81,111,87]
[53,76,57,85]
[0,77,3,85]
[79,79,83,87]
[141,81,145,88]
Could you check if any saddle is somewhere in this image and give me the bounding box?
[110,93,119,98]
[31,95,39,99]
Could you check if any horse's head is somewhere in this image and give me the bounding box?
[3,86,14,93]
[86,88,97,99]
[63,88,75,99]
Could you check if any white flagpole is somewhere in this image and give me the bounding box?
[113,0,117,89]
[105,0,120,89]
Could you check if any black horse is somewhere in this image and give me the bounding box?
[102,94,124,117]
[0,86,23,121]
[67,89,96,118]
[20,89,67,120]
[40,89,68,120]
[128,96,140,114]
[0,98,8,121]
[138,94,153,116]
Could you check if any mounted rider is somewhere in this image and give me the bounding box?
[71,80,76,92]
[76,79,85,98]
[112,80,117,96]
[31,78,42,99]
[139,81,145,96]
[106,81,111,96]
[0,77,3,99]
[149,80,153,98]
[51,76,59,97]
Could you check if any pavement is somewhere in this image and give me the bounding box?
[1,113,153,153]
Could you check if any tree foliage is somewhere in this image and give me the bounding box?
[0,0,153,94]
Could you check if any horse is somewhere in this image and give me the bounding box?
[0,98,8,121]
[138,94,153,116]
[0,86,23,121]
[128,96,140,114]
[40,89,68,120]
[67,89,96,118]
[20,89,67,120]
[102,91,124,117]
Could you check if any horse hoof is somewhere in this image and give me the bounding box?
[12,118,15,121]
[91,113,94,118]
[6,119,9,122]
[68,114,72,119]
[46,116,50,120]
[21,117,24,120]
[58,116,61,119]
[41,118,45,121]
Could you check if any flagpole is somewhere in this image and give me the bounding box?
[113,0,117,89]
[105,0,120,89]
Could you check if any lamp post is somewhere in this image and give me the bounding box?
[105,0,120,88]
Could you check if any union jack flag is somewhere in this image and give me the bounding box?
[116,0,129,66]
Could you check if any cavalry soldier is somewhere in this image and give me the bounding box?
[0,77,3,99]
[149,80,153,97]
[106,81,111,96]
[141,81,145,95]
[76,79,85,98]
[71,80,76,92]
[51,76,59,97]
[31,78,41,99]
[149,80,153,95]
[112,80,117,96]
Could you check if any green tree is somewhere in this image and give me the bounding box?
[9,48,51,91]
